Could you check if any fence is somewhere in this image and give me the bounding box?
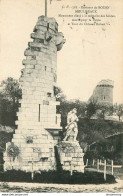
[86,159,122,181]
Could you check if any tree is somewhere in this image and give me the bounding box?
[86,99,99,119]
[0,77,22,105]
[86,98,114,120]
[113,103,123,121]
[54,86,66,101]
[0,77,22,126]
[73,99,87,117]
[97,103,113,120]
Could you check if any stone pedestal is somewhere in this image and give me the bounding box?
[4,15,65,172]
[56,141,85,173]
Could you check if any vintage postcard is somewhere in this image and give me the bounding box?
[0,0,123,194]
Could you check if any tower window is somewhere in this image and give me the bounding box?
[45,66,47,71]
[26,136,33,144]
[47,92,52,97]
[104,96,105,100]
[38,104,40,122]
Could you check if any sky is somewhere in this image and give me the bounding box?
[0,0,123,103]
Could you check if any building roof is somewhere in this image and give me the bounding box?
[97,79,114,87]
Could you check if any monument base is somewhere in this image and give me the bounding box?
[4,127,61,172]
[56,141,85,173]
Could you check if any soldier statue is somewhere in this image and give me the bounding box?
[63,108,79,142]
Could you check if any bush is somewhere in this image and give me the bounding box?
[0,170,116,184]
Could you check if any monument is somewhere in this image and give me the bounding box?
[56,108,85,173]
[4,1,65,171]
[4,1,84,173]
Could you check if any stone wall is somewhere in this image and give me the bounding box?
[4,16,65,172]
[56,141,84,173]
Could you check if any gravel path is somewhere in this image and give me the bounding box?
[0,180,123,193]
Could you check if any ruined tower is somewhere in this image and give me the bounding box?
[89,79,114,106]
[4,15,65,172]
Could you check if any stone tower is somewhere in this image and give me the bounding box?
[4,15,65,172]
[89,79,114,106]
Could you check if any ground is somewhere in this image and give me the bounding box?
[0,180,123,193]
[0,167,123,192]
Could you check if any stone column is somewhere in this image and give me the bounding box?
[4,16,65,172]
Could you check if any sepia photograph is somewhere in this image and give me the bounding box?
[0,0,123,194]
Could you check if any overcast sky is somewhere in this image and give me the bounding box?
[0,0,123,103]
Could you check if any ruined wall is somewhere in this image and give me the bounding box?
[4,16,65,172]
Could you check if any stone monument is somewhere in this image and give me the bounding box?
[56,108,85,173]
[4,14,65,172]
[4,1,85,174]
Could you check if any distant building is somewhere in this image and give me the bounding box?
[88,79,114,106]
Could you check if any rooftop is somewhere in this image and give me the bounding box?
[97,79,114,87]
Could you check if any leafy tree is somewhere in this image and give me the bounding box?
[85,99,99,119]
[113,103,123,121]
[0,77,22,106]
[0,77,22,126]
[86,99,113,120]
[54,86,66,101]
[97,104,113,120]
